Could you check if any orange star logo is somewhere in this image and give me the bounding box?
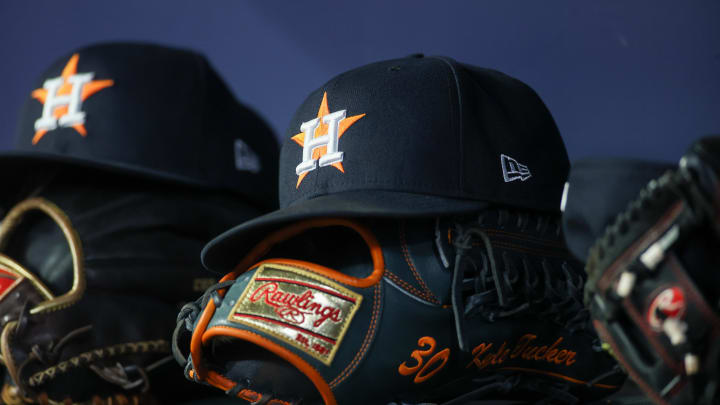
[30,53,114,145]
[291,92,364,188]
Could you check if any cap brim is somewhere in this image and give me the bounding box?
[201,190,489,272]
[0,150,217,190]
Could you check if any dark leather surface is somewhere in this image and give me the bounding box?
[0,172,263,403]
[188,213,624,404]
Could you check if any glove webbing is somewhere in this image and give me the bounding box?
[450,212,593,350]
[587,168,720,405]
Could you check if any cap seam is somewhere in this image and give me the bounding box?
[428,56,464,194]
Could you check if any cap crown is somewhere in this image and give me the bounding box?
[14,43,279,203]
[279,55,569,213]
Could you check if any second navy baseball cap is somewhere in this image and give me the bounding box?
[562,159,675,263]
[203,54,570,270]
[2,42,279,205]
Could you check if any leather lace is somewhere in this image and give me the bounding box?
[172,279,236,370]
[3,300,168,404]
[173,280,303,404]
[450,212,593,352]
[447,211,619,404]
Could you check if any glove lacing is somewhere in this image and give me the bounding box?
[448,211,619,404]
[173,280,236,374]
[450,211,592,352]
[3,303,172,404]
[586,169,720,404]
[173,280,295,402]
[1,300,92,396]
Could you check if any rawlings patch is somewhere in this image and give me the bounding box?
[228,263,362,365]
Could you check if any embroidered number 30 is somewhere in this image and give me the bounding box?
[398,336,450,383]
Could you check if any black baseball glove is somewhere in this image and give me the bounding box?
[581,137,720,405]
[174,210,625,405]
[0,171,256,405]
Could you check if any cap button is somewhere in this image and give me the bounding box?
[407,53,424,58]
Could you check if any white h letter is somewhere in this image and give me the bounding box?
[34,72,94,132]
[296,110,346,176]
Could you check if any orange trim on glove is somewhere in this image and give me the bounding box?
[228,218,385,287]
[188,368,267,403]
[250,257,384,290]
[190,218,383,405]
[498,366,619,390]
[204,326,337,405]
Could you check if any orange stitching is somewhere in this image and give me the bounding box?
[414,348,450,383]
[202,326,337,405]
[466,334,577,370]
[270,260,381,289]
[328,284,381,388]
[188,369,264,402]
[498,366,619,390]
[385,270,437,303]
[329,284,381,388]
[239,389,261,402]
[230,219,385,289]
[400,223,439,304]
[398,337,450,384]
[398,336,436,376]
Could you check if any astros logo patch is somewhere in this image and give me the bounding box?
[229,263,362,365]
[31,53,114,145]
[291,92,365,188]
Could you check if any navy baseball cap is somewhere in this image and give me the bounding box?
[1,42,279,205]
[562,159,674,262]
[202,54,570,271]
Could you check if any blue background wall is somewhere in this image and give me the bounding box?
[1,1,718,163]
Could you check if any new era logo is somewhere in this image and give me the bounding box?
[501,154,531,182]
[234,139,261,173]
